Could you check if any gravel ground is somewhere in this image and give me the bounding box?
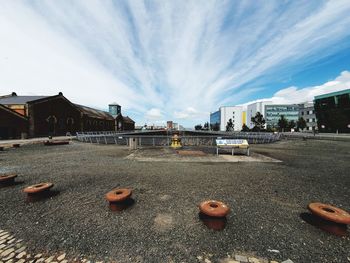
[0,139,349,263]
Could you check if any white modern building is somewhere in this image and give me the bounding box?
[210,106,245,131]
[246,101,272,129]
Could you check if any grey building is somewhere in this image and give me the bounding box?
[299,102,317,131]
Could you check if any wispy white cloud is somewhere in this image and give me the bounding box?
[0,1,350,126]
[242,71,350,106]
[145,108,163,120]
[174,107,207,120]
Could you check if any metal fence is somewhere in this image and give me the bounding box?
[76,131,281,146]
[280,132,350,142]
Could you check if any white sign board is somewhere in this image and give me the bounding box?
[216,139,248,146]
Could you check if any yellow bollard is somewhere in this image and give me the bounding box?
[170,134,182,148]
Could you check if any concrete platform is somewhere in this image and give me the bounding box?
[125,147,282,163]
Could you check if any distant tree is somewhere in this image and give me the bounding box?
[210,122,220,131]
[203,122,209,130]
[288,120,296,131]
[266,125,277,132]
[297,117,307,131]
[194,124,202,130]
[226,118,234,132]
[251,112,266,131]
[241,124,250,132]
[277,115,288,132]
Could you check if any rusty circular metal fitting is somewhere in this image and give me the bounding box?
[23,182,54,194]
[0,173,17,183]
[106,188,132,203]
[308,202,350,225]
[199,200,230,217]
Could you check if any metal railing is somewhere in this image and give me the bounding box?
[76,131,281,146]
[280,132,350,142]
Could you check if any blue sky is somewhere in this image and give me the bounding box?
[1,1,350,127]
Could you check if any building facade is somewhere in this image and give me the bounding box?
[246,101,272,129]
[115,114,135,131]
[28,95,84,137]
[0,104,28,139]
[108,103,135,131]
[265,104,300,129]
[166,121,173,130]
[314,89,350,133]
[77,104,115,133]
[298,102,317,131]
[209,110,221,130]
[0,92,133,138]
[210,106,244,131]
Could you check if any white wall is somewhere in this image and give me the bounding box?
[247,101,272,129]
[219,106,243,131]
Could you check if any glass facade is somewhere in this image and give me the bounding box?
[265,105,299,128]
[314,89,350,133]
[210,110,220,125]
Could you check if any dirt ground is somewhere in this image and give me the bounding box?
[0,139,349,262]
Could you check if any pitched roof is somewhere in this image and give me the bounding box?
[0,92,115,121]
[75,104,114,120]
[0,104,28,120]
[123,116,135,123]
[0,95,48,104]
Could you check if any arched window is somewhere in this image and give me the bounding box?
[66,117,74,125]
[46,115,57,134]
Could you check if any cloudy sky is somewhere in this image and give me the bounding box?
[1,1,350,127]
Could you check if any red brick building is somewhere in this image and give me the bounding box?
[0,92,117,138]
[115,113,135,131]
[0,104,28,139]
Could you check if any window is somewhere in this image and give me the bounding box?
[67,117,74,125]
